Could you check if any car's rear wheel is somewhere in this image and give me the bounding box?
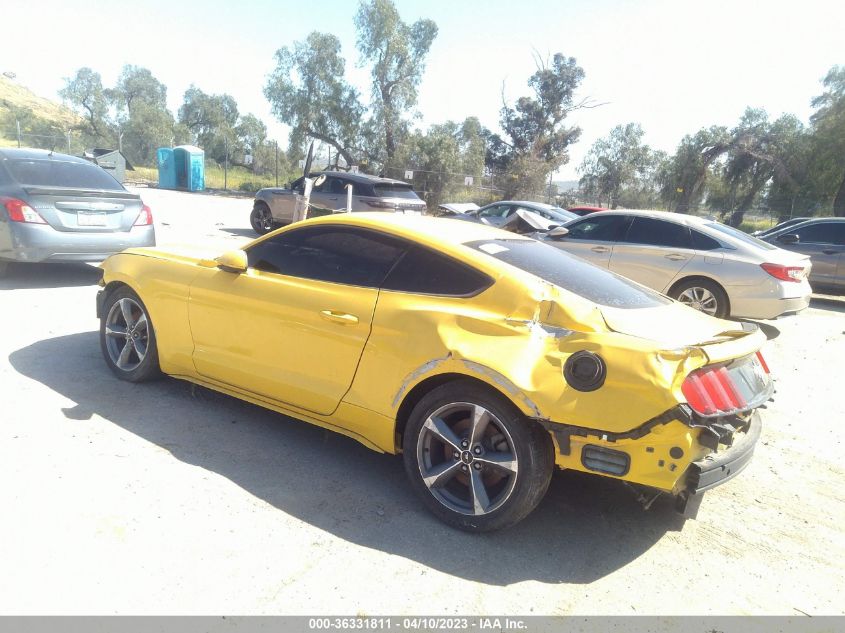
[403,380,553,532]
[100,287,161,382]
[670,278,729,318]
[250,202,274,235]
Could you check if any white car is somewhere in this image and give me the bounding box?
[546,209,811,319]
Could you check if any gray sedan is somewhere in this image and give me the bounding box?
[761,218,845,291]
[545,209,811,319]
[0,148,155,275]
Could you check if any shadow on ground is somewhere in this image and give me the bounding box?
[219,227,261,238]
[810,296,845,314]
[10,332,684,586]
[0,262,102,290]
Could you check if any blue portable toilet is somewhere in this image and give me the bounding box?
[156,148,176,189]
[173,145,205,192]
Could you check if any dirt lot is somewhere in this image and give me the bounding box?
[1,187,844,615]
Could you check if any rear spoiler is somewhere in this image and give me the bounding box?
[23,186,140,200]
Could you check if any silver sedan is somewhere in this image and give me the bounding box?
[0,148,155,276]
[546,209,811,319]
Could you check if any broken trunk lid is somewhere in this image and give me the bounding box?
[600,303,766,363]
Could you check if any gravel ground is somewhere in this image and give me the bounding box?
[1,187,843,615]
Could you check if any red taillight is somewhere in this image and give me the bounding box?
[134,204,153,226]
[682,365,747,416]
[1,197,47,224]
[761,262,805,282]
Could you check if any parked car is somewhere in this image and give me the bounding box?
[456,200,577,227]
[97,213,772,531]
[250,171,427,234]
[542,209,811,319]
[760,217,845,291]
[0,148,155,276]
[567,205,609,216]
[752,217,810,237]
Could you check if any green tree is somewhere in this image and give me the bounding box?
[809,66,845,217]
[659,126,732,213]
[178,86,239,164]
[486,54,585,198]
[264,32,365,167]
[578,123,658,208]
[355,0,438,167]
[59,67,112,144]
[109,65,174,165]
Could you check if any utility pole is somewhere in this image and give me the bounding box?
[16,119,21,148]
[224,137,229,191]
[66,131,71,154]
[275,140,279,187]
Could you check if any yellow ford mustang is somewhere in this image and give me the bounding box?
[97,213,772,531]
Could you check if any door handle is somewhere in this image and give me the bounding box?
[665,254,687,261]
[591,246,610,253]
[320,310,359,325]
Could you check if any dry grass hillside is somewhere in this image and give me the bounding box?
[0,75,81,146]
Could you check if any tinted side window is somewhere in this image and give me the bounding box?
[247,226,406,287]
[566,215,630,241]
[382,246,493,297]
[478,204,512,219]
[329,178,349,194]
[691,230,723,251]
[624,217,691,248]
[794,223,845,245]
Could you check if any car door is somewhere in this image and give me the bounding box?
[773,221,845,287]
[546,214,631,267]
[608,216,695,291]
[187,225,407,415]
[268,177,303,223]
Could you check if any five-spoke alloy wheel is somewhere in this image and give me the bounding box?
[670,278,729,318]
[100,287,161,382]
[250,202,275,235]
[404,380,553,532]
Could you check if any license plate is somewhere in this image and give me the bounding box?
[78,211,107,226]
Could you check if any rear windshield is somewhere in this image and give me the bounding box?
[5,159,124,191]
[466,238,671,309]
[703,221,777,250]
[373,184,421,199]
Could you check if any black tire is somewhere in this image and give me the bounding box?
[250,202,274,235]
[670,278,730,318]
[402,380,554,532]
[99,286,161,382]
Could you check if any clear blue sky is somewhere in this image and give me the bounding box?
[4,0,842,179]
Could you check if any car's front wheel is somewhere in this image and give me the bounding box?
[403,380,553,532]
[250,202,274,235]
[100,287,161,382]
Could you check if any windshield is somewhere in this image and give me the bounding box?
[5,159,124,191]
[704,221,778,250]
[466,238,671,309]
[373,184,421,199]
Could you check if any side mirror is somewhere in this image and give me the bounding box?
[215,250,248,273]
[548,226,570,239]
[777,233,799,245]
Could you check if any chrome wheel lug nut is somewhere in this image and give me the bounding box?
[473,446,482,455]
[461,440,468,448]
[473,463,482,470]
[453,451,459,459]
[461,465,468,472]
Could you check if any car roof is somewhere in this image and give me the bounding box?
[310,170,411,187]
[568,206,608,212]
[0,147,91,164]
[764,216,845,235]
[574,208,717,227]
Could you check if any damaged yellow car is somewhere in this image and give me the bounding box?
[97,213,772,531]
